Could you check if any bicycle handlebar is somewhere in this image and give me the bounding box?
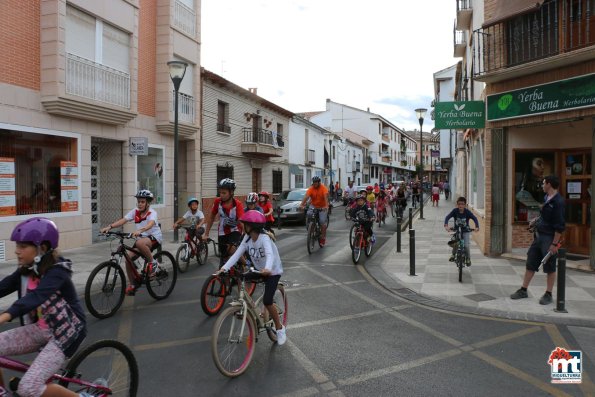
[99,231,134,239]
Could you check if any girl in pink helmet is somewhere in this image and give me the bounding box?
[0,217,88,397]
[216,210,286,345]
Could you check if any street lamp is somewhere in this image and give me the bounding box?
[415,108,427,220]
[167,60,188,242]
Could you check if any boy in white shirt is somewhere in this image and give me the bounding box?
[173,197,205,235]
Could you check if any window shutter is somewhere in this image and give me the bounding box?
[65,6,95,60]
[102,23,130,72]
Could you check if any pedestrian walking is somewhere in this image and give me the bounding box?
[431,183,440,207]
[510,175,565,305]
[443,180,450,200]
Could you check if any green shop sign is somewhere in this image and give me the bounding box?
[487,73,595,121]
[434,101,485,129]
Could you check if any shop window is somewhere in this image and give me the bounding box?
[0,128,78,216]
[136,146,164,205]
[514,151,555,222]
[295,173,304,188]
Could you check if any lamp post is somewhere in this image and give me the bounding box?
[167,60,188,242]
[415,108,427,220]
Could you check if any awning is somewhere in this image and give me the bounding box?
[289,164,303,174]
[482,0,545,27]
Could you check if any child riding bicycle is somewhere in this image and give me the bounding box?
[101,189,163,295]
[0,217,89,397]
[244,192,263,213]
[443,197,480,266]
[350,194,376,243]
[215,210,286,345]
[173,197,205,238]
[376,191,388,224]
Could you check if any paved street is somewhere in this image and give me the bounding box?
[1,207,594,396]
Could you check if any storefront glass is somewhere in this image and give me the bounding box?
[514,151,555,222]
[0,129,78,216]
[137,146,164,204]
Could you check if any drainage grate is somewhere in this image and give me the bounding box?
[0,240,4,262]
[464,293,496,302]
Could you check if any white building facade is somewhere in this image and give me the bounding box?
[288,116,327,188]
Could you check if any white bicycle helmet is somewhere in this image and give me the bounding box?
[246,192,259,204]
[135,189,154,201]
[218,178,236,191]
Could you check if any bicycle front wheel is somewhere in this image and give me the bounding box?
[344,206,351,220]
[176,243,191,273]
[457,252,464,283]
[60,339,139,397]
[352,233,362,264]
[85,260,125,319]
[307,222,316,254]
[146,251,177,300]
[211,306,256,377]
[200,274,228,316]
[264,284,288,342]
[196,241,208,266]
[348,223,357,249]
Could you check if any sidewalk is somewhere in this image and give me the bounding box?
[367,195,595,326]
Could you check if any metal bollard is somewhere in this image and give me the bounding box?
[555,248,568,313]
[409,229,416,276]
[396,216,402,253]
[408,208,413,229]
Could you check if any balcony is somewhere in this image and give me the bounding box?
[453,25,466,57]
[43,52,136,125]
[173,0,196,37]
[217,123,231,134]
[351,161,361,173]
[473,0,595,82]
[172,90,195,124]
[456,0,472,30]
[241,127,284,158]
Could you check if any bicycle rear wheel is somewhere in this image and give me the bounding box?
[264,284,288,342]
[211,306,256,377]
[200,274,228,316]
[60,339,138,397]
[196,241,208,266]
[352,233,362,264]
[176,243,191,273]
[307,222,316,254]
[146,251,177,300]
[84,260,125,319]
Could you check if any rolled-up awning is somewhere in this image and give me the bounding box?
[482,0,545,27]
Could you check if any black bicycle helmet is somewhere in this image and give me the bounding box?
[218,178,236,191]
[312,176,321,183]
[135,189,154,201]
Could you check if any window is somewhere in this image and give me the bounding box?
[217,101,230,133]
[216,165,233,196]
[514,151,555,222]
[137,146,164,205]
[272,170,283,193]
[332,145,336,160]
[295,173,304,188]
[0,128,78,216]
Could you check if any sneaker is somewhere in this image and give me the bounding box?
[539,293,553,305]
[448,255,455,262]
[319,238,326,247]
[275,325,287,346]
[510,288,528,300]
[370,234,376,244]
[125,284,138,296]
[465,257,471,267]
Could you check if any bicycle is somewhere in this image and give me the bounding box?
[0,339,138,396]
[175,224,208,273]
[306,208,326,254]
[200,259,257,316]
[376,206,387,227]
[211,269,288,377]
[84,231,178,319]
[351,219,373,264]
[344,198,355,220]
[448,219,476,282]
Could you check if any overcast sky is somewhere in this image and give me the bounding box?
[201,0,457,131]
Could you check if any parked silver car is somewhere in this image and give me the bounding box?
[273,188,308,224]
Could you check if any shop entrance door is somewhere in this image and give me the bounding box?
[561,150,591,255]
[91,139,123,243]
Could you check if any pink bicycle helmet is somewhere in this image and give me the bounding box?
[240,210,266,225]
[11,217,60,249]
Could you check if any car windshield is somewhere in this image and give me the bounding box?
[286,190,306,200]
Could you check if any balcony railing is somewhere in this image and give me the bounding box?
[172,90,195,124]
[454,25,466,57]
[173,0,196,37]
[242,127,285,147]
[217,123,231,133]
[473,0,595,77]
[66,53,130,108]
[456,0,470,12]
[456,0,473,30]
